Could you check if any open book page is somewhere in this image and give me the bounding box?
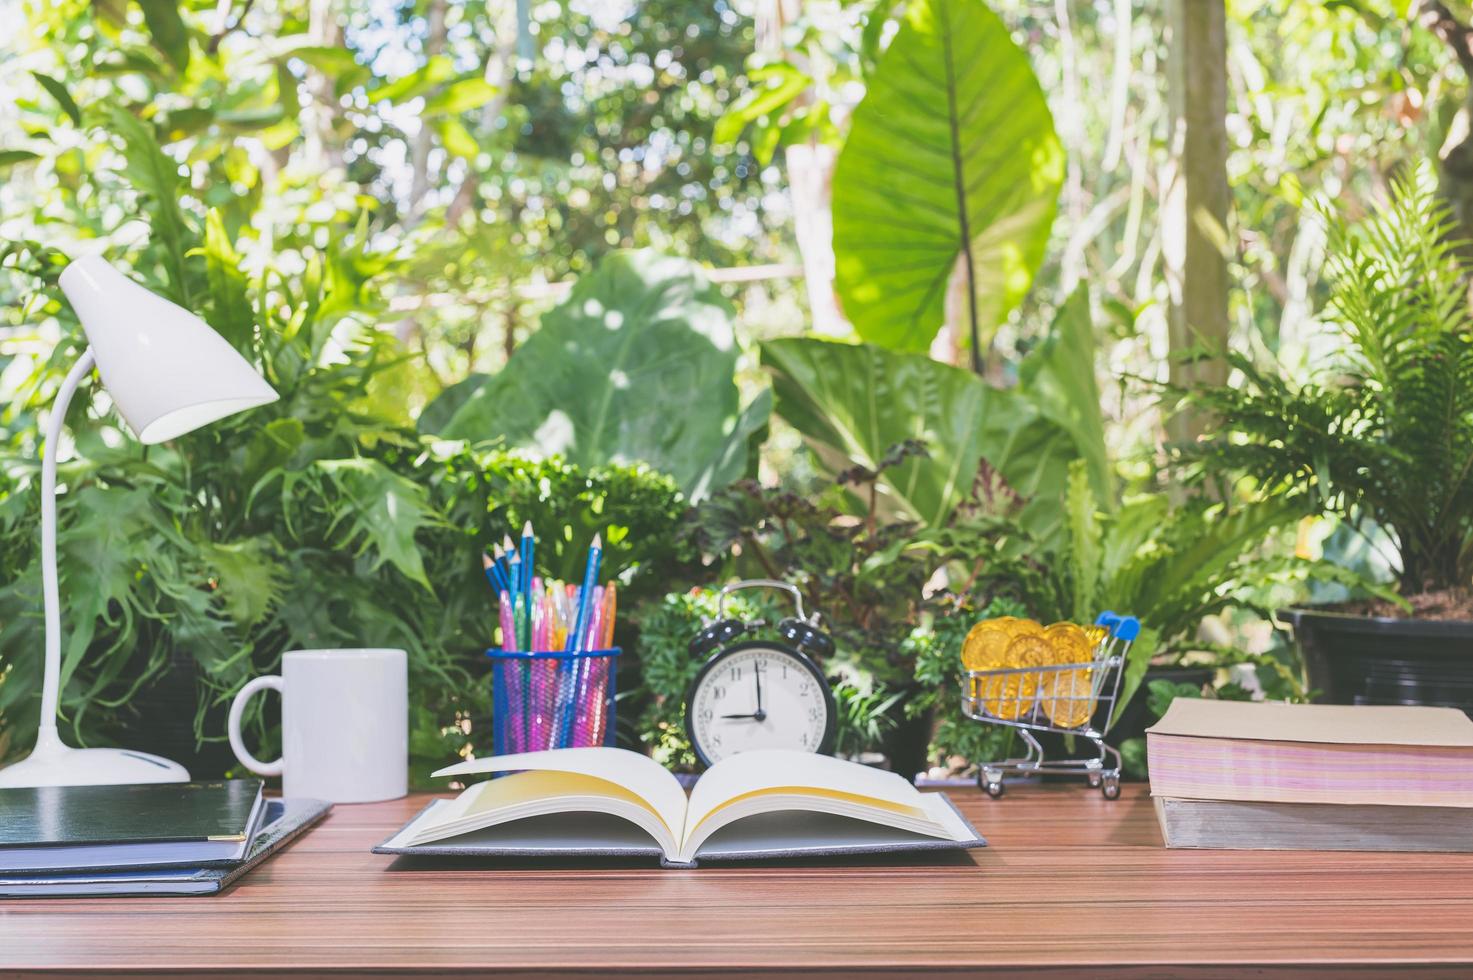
[678,750,971,863]
[385,748,977,866]
[413,748,690,859]
[434,748,688,827]
[394,770,679,858]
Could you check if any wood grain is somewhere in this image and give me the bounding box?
[3,784,1473,977]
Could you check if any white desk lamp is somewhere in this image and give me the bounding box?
[0,256,279,788]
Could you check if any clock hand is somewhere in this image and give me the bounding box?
[720,712,763,720]
[754,661,764,714]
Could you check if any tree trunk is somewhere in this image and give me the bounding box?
[758,0,849,336]
[407,0,449,222]
[446,0,517,228]
[303,0,343,172]
[1162,0,1231,445]
[1421,2,1473,258]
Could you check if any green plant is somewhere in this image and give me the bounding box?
[760,287,1110,540]
[925,458,1391,720]
[680,449,950,767]
[425,249,769,501]
[0,111,693,785]
[830,0,1064,366]
[906,595,1026,768]
[471,453,696,605]
[1180,162,1473,599]
[627,588,772,770]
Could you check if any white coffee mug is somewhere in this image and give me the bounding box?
[228,648,408,803]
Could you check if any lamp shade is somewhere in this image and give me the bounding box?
[57,256,278,444]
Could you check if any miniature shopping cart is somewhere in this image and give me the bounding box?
[960,611,1140,800]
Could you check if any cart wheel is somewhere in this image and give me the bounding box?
[1087,772,1102,788]
[1101,777,1120,800]
[985,780,1006,799]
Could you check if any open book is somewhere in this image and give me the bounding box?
[375,748,984,868]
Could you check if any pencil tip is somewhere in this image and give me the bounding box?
[482,553,493,569]
[591,532,602,548]
[522,520,534,536]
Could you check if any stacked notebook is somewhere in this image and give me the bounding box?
[1148,699,1473,852]
[0,780,331,896]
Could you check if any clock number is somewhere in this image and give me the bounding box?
[729,665,742,682]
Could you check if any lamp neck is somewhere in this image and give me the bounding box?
[37,346,95,741]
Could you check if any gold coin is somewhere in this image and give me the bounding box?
[960,622,1011,670]
[987,633,1052,720]
[1042,622,1097,729]
[961,622,1011,710]
[1044,622,1092,664]
[1003,618,1043,639]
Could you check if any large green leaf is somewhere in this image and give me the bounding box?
[1018,286,1113,508]
[831,0,1063,355]
[422,77,499,117]
[763,338,1012,528]
[137,0,190,71]
[31,72,81,126]
[434,249,759,500]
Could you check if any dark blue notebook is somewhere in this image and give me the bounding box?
[0,780,267,873]
[0,798,332,897]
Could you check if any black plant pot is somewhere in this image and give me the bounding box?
[1105,666,1216,748]
[116,645,239,779]
[1279,608,1473,718]
[883,701,934,784]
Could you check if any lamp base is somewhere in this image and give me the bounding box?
[0,731,189,788]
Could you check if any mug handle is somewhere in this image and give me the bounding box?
[228,676,285,777]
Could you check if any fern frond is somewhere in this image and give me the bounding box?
[1178,160,1473,594]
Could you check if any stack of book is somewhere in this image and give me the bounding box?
[0,780,330,897]
[1148,699,1473,852]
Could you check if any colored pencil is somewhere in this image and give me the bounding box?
[483,552,508,596]
[601,582,617,648]
[496,588,520,753]
[502,534,517,592]
[506,552,523,614]
[559,535,602,744]
[520,520,535,606]
[491,545,512,591]
[566,534,602,653]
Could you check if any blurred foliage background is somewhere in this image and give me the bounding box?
[1,0,1465,779]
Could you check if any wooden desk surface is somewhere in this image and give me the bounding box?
[3,783,1473,977]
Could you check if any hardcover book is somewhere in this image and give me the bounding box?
[375,747,985,868]
[1146,699,1473,807]
[1153,796,1473,852]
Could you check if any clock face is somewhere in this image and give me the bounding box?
[686,640,835,767]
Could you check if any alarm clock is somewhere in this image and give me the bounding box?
[684,579,837,767]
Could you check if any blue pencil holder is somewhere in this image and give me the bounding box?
[486,648,621,755]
